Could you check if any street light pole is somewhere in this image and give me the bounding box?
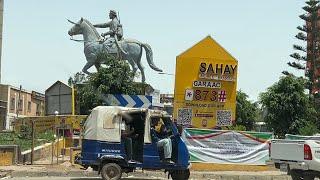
[54,110,59,164]
[158,72,175,76]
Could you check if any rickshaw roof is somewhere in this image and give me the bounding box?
[92,106,148,113]
[91,106,168,117]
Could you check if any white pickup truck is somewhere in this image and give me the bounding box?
[270,137,320,180]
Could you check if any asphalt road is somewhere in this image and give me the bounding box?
[4,177,166,180]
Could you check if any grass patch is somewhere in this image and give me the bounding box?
[0,131,55,151]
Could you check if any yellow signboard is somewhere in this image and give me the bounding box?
[13,115,87,133]
[174,36,238,129]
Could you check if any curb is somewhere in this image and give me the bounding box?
[192,174,290,180]
[10,170,97,177]
[191,163,274,172]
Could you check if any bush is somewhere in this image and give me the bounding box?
[299,122,319,136]
[0,131,55,151]
[228,125,246,131]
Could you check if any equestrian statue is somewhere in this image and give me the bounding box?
[67,10,163,83]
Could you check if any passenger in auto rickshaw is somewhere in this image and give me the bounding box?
[150,117,174,164]
[121,118,137,163]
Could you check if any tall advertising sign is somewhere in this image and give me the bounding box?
[174,36,238,128]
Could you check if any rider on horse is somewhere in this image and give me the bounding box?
[94,10,123,41]
[94,10,124,55]
[68,15,163,82]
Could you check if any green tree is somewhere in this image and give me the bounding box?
[260,75,318,138]
[299,122,319,136]
[68,55,140,114]
[89,59,138,95]
[283,0,320,98]
[235,90,258,131]
[68,72,87,86]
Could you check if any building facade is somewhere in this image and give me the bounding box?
[0,84,45,130]
[150,89,164,109]
[45,81,74,116]
[160,94,174,116]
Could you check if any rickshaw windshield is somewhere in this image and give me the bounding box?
[162,117,175,136]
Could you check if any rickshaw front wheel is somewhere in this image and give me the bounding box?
[171,169,190,180]
[101,163,122,180]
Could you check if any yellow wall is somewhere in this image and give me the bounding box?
[0,151,13,166]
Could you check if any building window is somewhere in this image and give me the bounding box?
[18,99,23,111]
[28,101,31,112]
[10,98,15,110]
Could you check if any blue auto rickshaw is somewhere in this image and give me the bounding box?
[76,106,191,180]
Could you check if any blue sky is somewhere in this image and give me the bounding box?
[3,1,305,101]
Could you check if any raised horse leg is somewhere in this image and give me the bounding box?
[82,61,95,75]
[94,62,101,71]
[83,52,98,75]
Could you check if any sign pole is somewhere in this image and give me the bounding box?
[31,120,35,165]
[71,85,75,115]
[51,125,54,165]
[56,127,59,164]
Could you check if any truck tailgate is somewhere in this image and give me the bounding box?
[271,139,305,162]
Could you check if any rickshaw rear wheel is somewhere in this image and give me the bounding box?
[101,163,122,180]
[171,169,190,180]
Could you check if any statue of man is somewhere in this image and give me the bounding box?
[94,10,123,41]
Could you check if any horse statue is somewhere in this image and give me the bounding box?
[67,18,163,83]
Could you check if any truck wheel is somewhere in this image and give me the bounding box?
[171,169,190,180]
[101,163,122,180]
[303,175,315,180]
[290,170,303,180]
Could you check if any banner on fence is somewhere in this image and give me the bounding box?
[285,134,320,140]
[182,128,273,165]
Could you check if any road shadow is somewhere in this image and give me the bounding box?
[70,177,163,180]
[70,177,162,180]
[70,178,164,180]
[70,178,101,180]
